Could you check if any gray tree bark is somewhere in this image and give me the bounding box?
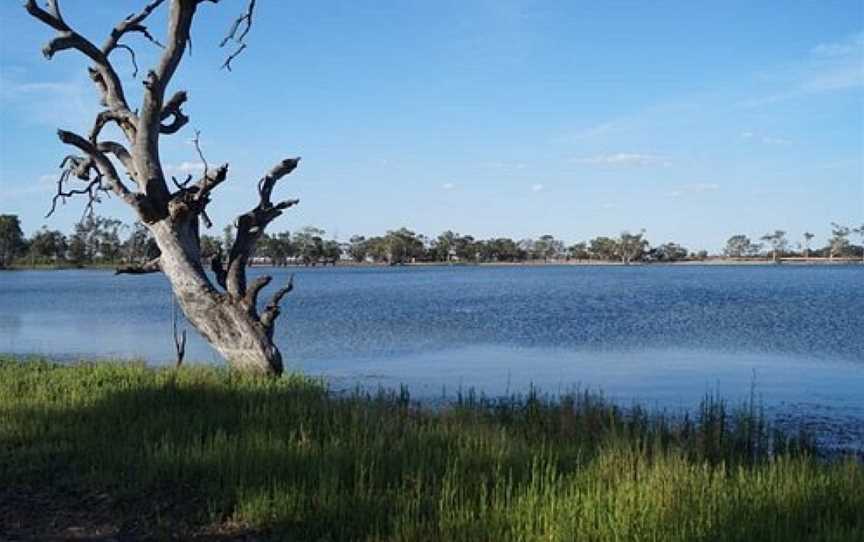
[27,0,293,375]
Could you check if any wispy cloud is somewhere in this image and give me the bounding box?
[531,183,544,192]
[740,131,791,145]
[666,182,720,198]
[811,31,864,58]
[0,76,95,128]
[479,160,528,171]
[555,120,619,143]
[741,31,863,107]
[4,173,59,199]
[571,153,669,167]
[442,182,455,190]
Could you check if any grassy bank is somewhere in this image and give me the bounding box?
[1,359,861,540]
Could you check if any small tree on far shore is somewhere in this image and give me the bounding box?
[723,234,760,258]
[617,230,648,265]
[760,230,788,263]
[852,224,864,263]
[802,232,815,259]
[829,223,850,260]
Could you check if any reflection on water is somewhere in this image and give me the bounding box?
[1,265,863,442]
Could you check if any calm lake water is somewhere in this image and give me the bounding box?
[2,265,863,446]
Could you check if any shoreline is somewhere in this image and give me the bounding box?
[5,352,864,455]
[3,257,862,272]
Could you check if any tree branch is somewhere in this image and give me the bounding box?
[191,129,208,175]
[115,257,161,275]
[57,129,139,209]
[90,109,137,143]
[211,249,227,289]
[159,90,189,134]
[220,43,246,71]
[194,163,228,204]
[225,157,300,297]
[244,274,272,312]
[260,274,293,337]
[135,0,202,208]
[219,0,255,70]
[26,0,137,142]
[96,141,136,179]
[102,0,167,55]
[258,158,300,207]
[112,43,139,78]
[45,156,106,218]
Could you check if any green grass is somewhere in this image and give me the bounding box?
[1,358,861,540]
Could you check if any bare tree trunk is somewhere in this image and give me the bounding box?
[151,217,286,375]
[26,0,295,376]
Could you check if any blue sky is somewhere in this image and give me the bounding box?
[1,1,862,251]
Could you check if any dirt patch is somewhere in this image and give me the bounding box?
[0,483,261,541]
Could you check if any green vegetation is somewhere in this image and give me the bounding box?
[1,358,861,540]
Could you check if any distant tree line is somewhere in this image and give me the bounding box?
[0,214,158,268]
[1,214,863,269]
[722,226,864,262]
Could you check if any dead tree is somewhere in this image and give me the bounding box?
[26,0,297,375]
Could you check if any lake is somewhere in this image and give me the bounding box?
[2,265,863,448]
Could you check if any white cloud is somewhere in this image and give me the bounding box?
[572,153,668,167]
[740,131,791,145]
[531,183,544,192]
[178,162,205,172]
[164,162,205,176]
[442,182,455,190]
[667,183,719,198]
[688,182,719,192]
[479,160,528,171]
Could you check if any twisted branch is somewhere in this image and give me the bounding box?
[225,157,300,297]
[260,274,294,337]
[159,90,189,134]
[244,274,272,311]
[102,0,167,54]
[45,155,105,218]
[219,0,255,70]
[57,129,140,211]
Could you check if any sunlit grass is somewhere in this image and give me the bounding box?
[1,357,861,540]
